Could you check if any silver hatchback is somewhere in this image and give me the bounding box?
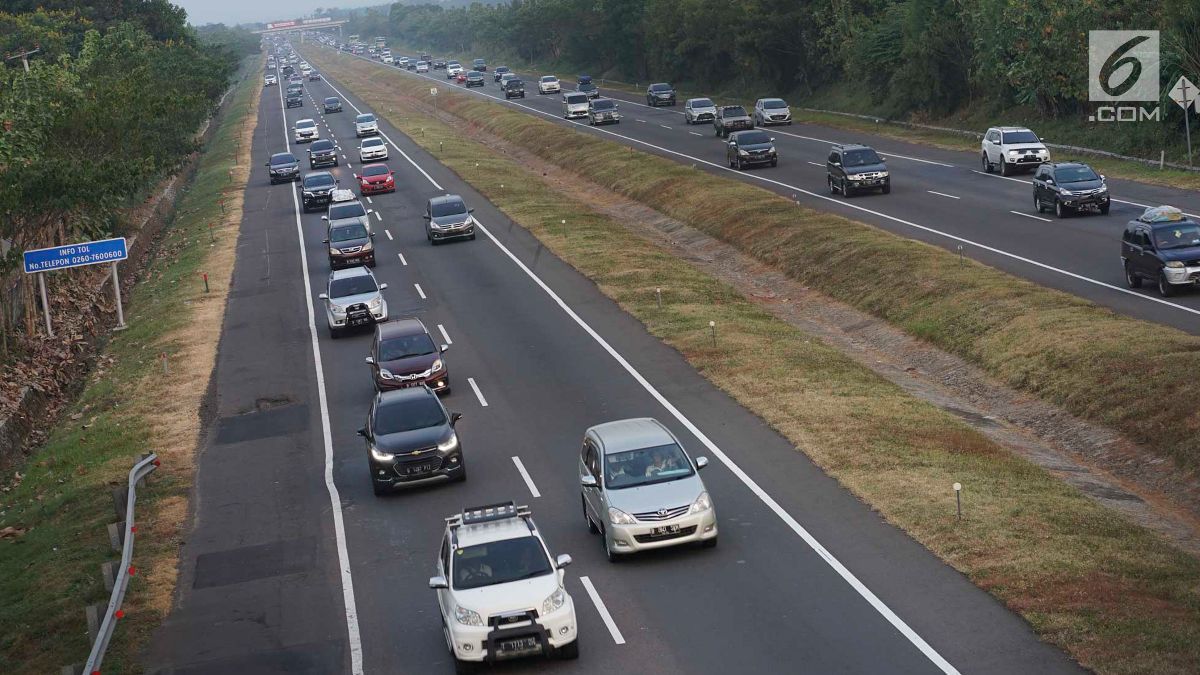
[580,418,717,561]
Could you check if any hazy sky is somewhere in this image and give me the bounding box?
[175,0,383,27]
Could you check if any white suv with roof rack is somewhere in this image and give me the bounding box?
[981,126,1049,176]
[430,502,579,672]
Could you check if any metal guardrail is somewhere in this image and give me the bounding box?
[82,453,160,674]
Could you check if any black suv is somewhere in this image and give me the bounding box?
[827,144,890,196]
[502,78,525,99]
[323,96,342,113]
[645,82,676,106]
[359,386,465,495]
[493,66,510,82]
[1121,207,1200,297]
[286,91,303,108]
[301,171,339,211]
[726,130,777,169]
[433,59,447,69]
[1033,162,1109,218]
[472,58,487,72]
[308,139,339,168]
[714,105,753,137]
[266,152,300,184]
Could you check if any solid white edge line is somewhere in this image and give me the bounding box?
[466,377,489,407]
[579,576,626,645]
[384,229,393,240]
[510,456,541,498]
[437,323,453,344]
[273,69,365,675]
[414,282,426,299]
[927,190,960,200]
[1010,210,1052,222]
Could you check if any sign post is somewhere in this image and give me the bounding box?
[23,237,129,338]
[1168,76,1198,167]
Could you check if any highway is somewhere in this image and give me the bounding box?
[146,52,1084,674]
[328,48,1200,335]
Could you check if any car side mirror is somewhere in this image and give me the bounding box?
[728,142,736,147]
[318,293,328,299]
[556,554,572,569]
[832,162,841,167]
[1045,178,1055,185]
[467,208,475,214]
[368,209,374,214]
[365,356,375,365]
[378,283,388,290]
[352,174,359,179]
[428,575,448,589]
[321,215,328,220]
[580,474,598,488]
[450,411,463,425]
[422,214,431,220]
[440,344,449,353]
[695,456,709,470]
[322,238,329,243]
[356,427,366,437]
[370,232,376,238]
[770,138,776,142]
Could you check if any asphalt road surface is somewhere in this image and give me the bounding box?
[146,55,1085,674]
[331,48,1200,335]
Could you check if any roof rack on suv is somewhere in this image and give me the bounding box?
[447,501,534,547]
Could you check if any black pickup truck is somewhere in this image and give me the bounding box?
[714,105,753,138]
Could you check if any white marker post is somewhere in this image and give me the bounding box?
[1168,76,1198,166]
[37,272,52,337]
[111,262,126,330]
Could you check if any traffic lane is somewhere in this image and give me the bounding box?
[303,54,1084,675]
[296,65,960,674]
[380,61,1200,332]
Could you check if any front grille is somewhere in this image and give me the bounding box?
[854,171,887,180]
[634,525,697,543]
[489,609,537,628]
[339,245,363,254]
[632,504,690,521]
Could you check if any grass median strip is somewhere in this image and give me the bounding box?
[315,50,1200,479]
[0,62,260,674]
[307,48,1200,674]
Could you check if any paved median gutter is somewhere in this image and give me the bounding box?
[304,48,1200,674]
[312,50,1200,479]
[0,61,261,674]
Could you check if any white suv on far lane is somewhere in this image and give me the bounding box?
[981,126,1049,176]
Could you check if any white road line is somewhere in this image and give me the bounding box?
[366,196,373,204]
[689,131,702,136]
[660,124,671,129]
[635,119,646,123]
[398,252,408,265]
[807,161,824,167]
[511,456,541,498]
[373,210,382,221]
[342,154,348,159]
[467,377,488,407]
[579,577,625,645]
[414,283,426,299]
[272,73,364,675]
[927,190,960,200]
[384,229,393,240]
[437,323,452,344]
[1010,210,1052,222]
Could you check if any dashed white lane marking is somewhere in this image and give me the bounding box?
[366,196,373,204]
[384,229,393,240]
[373,210,382,221]
[398,252,408,266]
[467,377,488,407]
[437,323,452,344]
[511,456,541,498]
[927,190,960,200]
[1011,210,1052,222]
[807,161,824,167]
[689,131,702,136]
[579,577,626,645]
[414,283,426,299]
[660,124,671,129]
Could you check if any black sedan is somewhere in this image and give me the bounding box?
[323,96,343,113]
[726,130,778,170]
[266,152,300,184]
[359,387,465,495]
[307,139,339,169]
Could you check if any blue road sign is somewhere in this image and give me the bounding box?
[23,237,128,274]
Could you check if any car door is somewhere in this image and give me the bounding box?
[581,439,603,522]
[754,100,764,124]
[727,135,738,164]
[368,332,381,381]
[827,149,844,186]
[1032,165,1051,205]
[436,534,452,620]
[984,130,1000,163]
[1134,229,1159,276]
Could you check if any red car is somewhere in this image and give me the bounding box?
[355,163,396,195]
[455,72,467,84]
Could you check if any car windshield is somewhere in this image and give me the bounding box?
[844,149,882,166]
[328,202,367,220]
[431,200,467,217]
[311,140,333,151]
[357,114,375,123]
[723,106,747,116]
[448,61,460,67]
[304,174,335,187]
[592,100,615,110]
[1054,166,1100,183]
[325,98,338,105]
[763,99,787,108]
[362,165,389,177]
[578,82,596,91]
[1003,130,1040,144]
[270,153,295,165]
[650,84,671,91]
[330,223,368,242]
[737,131,772,145]
[296,120,315,129]
[508,79,523,86]
[363,139,384,147]
[374,395,446,434]
[604,443,695,489]
[497,67,508,73]
[566,94,587,104]
[329,275,377,298]
[452,536,553,590]
[691,99,713,107]
[1153,225,1200,250]
[541,76,556,82]
[379,333,437,360]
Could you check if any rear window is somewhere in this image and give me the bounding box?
[329,202,367,220]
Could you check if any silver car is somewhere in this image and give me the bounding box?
[318,266,388,339]
[562,92,590,119]
[683,97,717,125]
[580,418,717,561]
[754,97,792,126]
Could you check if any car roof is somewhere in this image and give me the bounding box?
[758,97,786,104]
[377,317,428,339]
[541,75,557,80]
[330,265,373,280]
[995,126,1034,133]
[356,113,375,120]
[296,118,315,124]
[588,418,676,454]
[687,97,713,104]
[311,139,333,148]
[833,143,874,152]
[1047,162,1090,170]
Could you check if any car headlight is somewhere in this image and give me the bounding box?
[689,491,713,514]
[362,240,374,252]
[608,507,637,525]
[303,191,314,197]
[330,304,346,315]
[1059,189,1075,196]
[431,359,444,373]
[437,433,459,452]
[1008,150,1019,157]
[378,368,395,380]
[542,587,567,615]
[1166,261,1185,269]
[328,247,342,255]
[738,150,749,157]
[368,296,381,308]
[370,446,394,462]
[848,173,864,181]
[455,606,483,626]
[878,170,888,177]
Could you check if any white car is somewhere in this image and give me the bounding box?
[319,266,387,337]
[264,73,277,86]
[538,75,561,94]
[382,55,394,64]
[981,126,1049,176]
[561,92,589,119]
[416,61,430,73]
[355,113,379,137]
[359,137,389,162]
[293,118,319,143]
[753,98,792,126]
[446,61,463,78]
[430,502,579,670]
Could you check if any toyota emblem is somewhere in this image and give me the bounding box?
[657,509,667,517]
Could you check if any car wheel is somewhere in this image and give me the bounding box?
[843,181,854,198]
[1055,200,1066,218]
[556,638,580,660]
[469,233,476,240]
[372,480,387,496]
[881,182,890,194]
[584,497,598,533]
[828,176,836,195]
[735,157,743,170]
[770,159,778,168]
[602,526,620,562]
[1034,195,1044,213]
[1124,262,1142,288]
[1100,202,1110,215]
[1158,272,1176,297]
[982,154,992,173]
[701,535,718,549]
[454,462,467,482]
[329,327,340,339]
[1000,158,1011,176]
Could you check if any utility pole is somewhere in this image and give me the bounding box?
[5,46,40,73]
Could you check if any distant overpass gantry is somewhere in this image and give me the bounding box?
[254,17,349,38]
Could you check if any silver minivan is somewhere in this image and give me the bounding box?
[580,418,717,561]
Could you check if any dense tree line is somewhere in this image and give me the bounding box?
[379,0,1200,119]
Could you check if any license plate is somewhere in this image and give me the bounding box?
[348,313,371,326]
[403,462,435,475]
[498,637,540,655]
[651,524,681,536]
